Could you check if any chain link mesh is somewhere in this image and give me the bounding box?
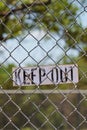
[0,0,87,130]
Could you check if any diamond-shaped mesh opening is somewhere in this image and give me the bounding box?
[11,45,28,64]
[12,111,28,129]
[30,46,46,63]
[39,99,55,116]
[21,101,38,118]
[5,39,19,52]
[49,111,64,128]
[68,110,85,128]
[20,34,38,52]
[30,111,46,129]
[39,34,56,51]
[2,100,19,118]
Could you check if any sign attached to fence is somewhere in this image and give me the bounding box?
[13,64,78,86]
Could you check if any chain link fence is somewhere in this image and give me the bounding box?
[0,0,87,130]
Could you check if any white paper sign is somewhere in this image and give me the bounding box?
[13,64,78,86]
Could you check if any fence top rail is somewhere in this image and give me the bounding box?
[0,89,87,94]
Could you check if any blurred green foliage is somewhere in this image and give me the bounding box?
[0,0,87,55]
[0,1,84,41]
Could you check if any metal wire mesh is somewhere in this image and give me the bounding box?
[0,0,87,130]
